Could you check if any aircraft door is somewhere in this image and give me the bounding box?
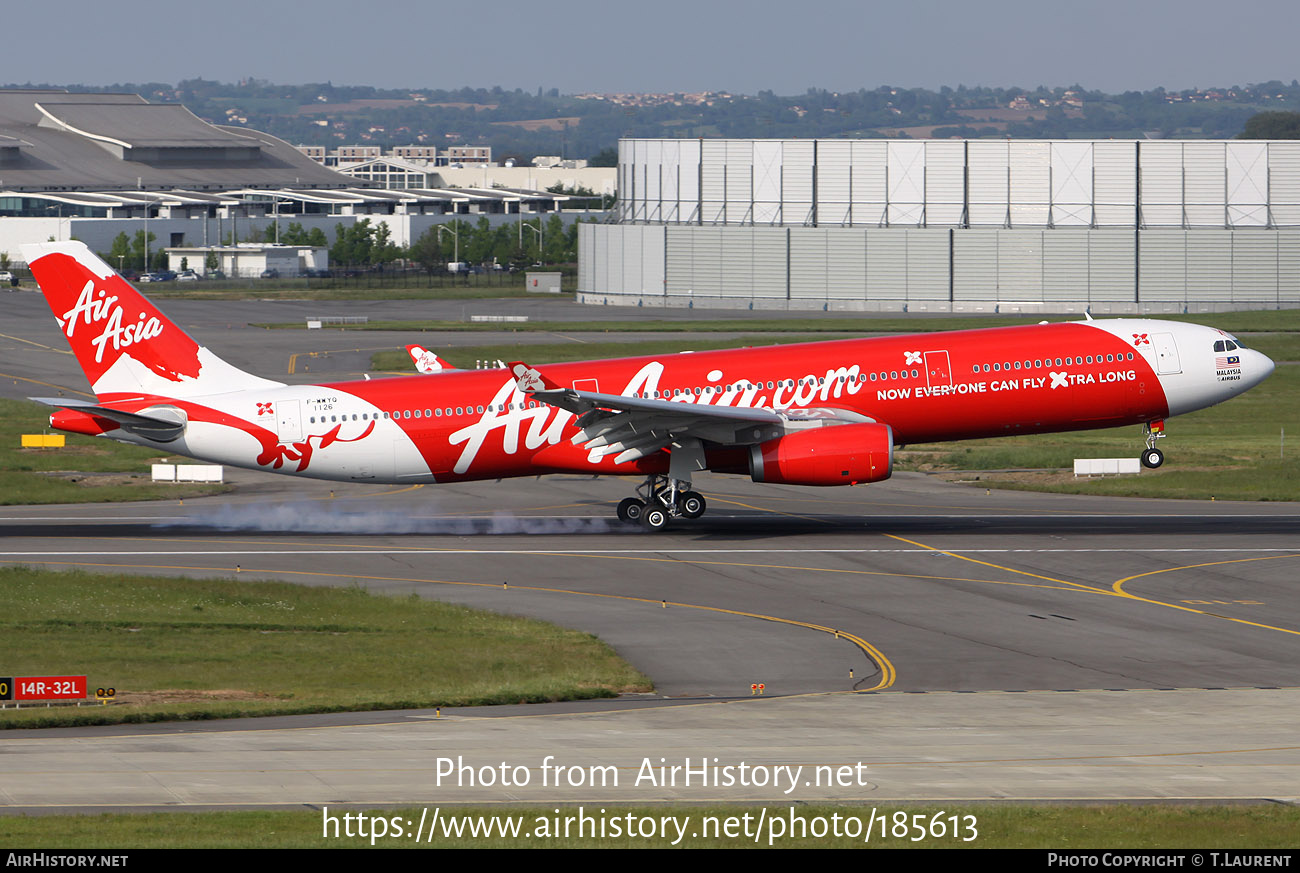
[275,400,303,443]
[924,351,952,389]
[1152,333,1182,375]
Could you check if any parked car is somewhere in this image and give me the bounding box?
[0,270,13,284]
[177,270,200,282]
[260,269,280,279]
[138,272,162,283]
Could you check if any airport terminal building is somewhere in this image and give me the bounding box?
[0,89,578,260]
[578,138,1300,312]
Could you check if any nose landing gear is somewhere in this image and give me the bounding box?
[1141,420,1166,469]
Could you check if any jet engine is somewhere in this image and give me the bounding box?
[749,422,893,486]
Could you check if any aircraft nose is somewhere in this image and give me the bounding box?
[1247,348,1275,388]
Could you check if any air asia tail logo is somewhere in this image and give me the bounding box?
[59,280,164,364]
[511,363,547,393]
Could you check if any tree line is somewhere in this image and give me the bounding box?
[99,215,587,274]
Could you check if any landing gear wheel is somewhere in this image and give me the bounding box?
[617,497,646,523]
[640,505,670,531]
[680,491,706,519]
[1141,448,1165,469]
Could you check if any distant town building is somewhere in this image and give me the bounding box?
[296,143,493,168]
[444,146,491,166]
[333,145,383,164]
[391,145,440,161]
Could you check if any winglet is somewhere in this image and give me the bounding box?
[407,344,455,374]
[508,361,560,393]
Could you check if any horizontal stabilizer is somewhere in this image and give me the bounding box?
[31,397,186,442]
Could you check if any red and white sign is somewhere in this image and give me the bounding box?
[4,675,87,701]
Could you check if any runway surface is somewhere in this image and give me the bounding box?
[2,289,1299,809]
[3,472,1300,809]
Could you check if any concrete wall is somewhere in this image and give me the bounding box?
[579,222,1300,313]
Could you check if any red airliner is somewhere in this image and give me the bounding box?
[24,242,1275,529]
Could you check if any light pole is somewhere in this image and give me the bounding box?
[521,219,542,264]
[436,223,459,267]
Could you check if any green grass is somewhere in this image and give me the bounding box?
[0,566,651,728]
[1243,333,1300,362]
[371,335,830,372]
[139,271,576,301]
[0,399,227,504]
[265,309,1300,336]
[1,804,1296,848]
[272,316,1026,333]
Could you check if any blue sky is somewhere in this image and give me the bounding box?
[7,0,1297,95]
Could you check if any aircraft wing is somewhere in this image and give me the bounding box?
[507,361,872,464]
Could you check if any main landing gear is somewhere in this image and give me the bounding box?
[616,474,707,531]
[1141,420,1166,469]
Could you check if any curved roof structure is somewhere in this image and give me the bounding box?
[0,89,351,191]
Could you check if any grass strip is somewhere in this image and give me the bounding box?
[0,399,227,505]
[262,309,1300,335]
[0,566,651,728]
[1,804,1296,848]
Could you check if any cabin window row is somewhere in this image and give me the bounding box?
[971,352,1135,374]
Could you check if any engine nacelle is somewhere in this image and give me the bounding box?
[749,423,893,486]
[50,408,117,437]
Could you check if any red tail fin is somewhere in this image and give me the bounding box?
[23,242,279,399]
